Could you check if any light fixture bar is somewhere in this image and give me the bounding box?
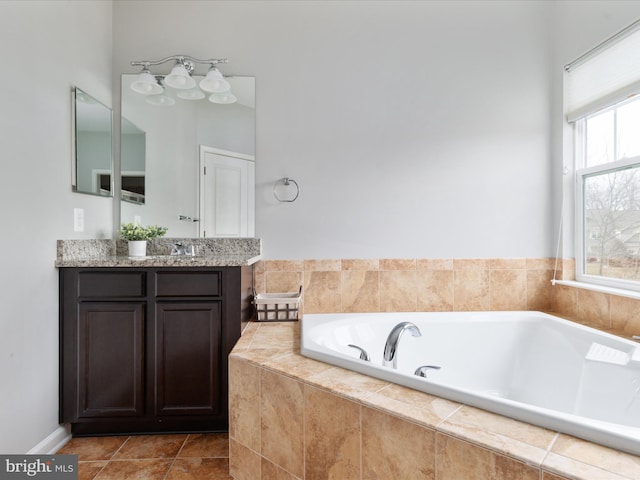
[131,55,228,69]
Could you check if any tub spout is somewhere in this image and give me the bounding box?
[383,322,421,369]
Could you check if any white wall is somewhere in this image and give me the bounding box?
[0,1,112,453]
[113,0,555,260]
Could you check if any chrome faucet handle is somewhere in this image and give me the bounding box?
[414,365,441,378]
[348,344,370,361]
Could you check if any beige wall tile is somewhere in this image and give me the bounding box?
[341,258,380,270]
[436,434,539,480]
[251,323,300,353]
[491,258,527,269]
[380,258,416,270]
[490,269,527,310]
[527,269,554,311]
[542,473,572,480]
[308,366,390,402]
[527,258,555,270]
[417,258,453,270]
[560,258,576,280]
[254,271,266,296]
[303,271,342,313]
[265,271,303,294]
[263,352,335,382]
[304,386,360,480]
[380,270,418,312]
[610,295,640,335]
[263,260,304,272]
[577,289,610,329]
[454,258,491,270]
[342,270,380,312]
[417,270,454,311]
[228,357,261,452]
[254,260,266,274]
[440,406,555,462]
[362,406,436,479]
[553,285,577,317]
[304,259,341,271]
[365,384,461,429]
[261,370,304,478]
[229,439,261,480]
[549,434,640,479]
[453,269,491,311]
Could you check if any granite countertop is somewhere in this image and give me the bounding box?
[55,238,262,268]
[55,254,262,268]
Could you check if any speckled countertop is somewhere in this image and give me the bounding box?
[55,238,261,268]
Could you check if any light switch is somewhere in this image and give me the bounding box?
[134,215,141,226]
[74,208,84,232]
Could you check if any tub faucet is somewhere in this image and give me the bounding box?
[383,322,422,369]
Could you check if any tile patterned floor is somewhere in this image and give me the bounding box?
[56,433,232,480]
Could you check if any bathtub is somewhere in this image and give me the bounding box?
[300,311,640,456]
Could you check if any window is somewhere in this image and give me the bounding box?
[567,20,640,291]
[576,96,640,289]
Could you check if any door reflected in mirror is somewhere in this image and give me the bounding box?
[121,117,145,204]
[73,87,113,197]
[120,74,255,237]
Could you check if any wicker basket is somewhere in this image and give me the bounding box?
[253,286,302,322]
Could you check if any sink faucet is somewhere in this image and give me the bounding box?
[383,321,421,369]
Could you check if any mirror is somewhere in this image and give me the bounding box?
[73,87,113,196]
[120,74,255,237]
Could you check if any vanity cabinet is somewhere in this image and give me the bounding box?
[59,266,252,435]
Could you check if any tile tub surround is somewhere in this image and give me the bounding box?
[229,322,640,480]
[254,258,557,314]
[55,238,262,267]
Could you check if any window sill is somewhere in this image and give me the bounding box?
[552,279,640,300]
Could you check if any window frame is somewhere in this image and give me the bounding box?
[575,100,640,292]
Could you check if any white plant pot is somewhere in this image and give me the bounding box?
[128,240,147,257]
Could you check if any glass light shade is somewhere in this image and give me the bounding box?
[145,95,176,106]
[131,71,163,95]
[164,64,196,90]
[199,68,231,93]
[177,88,205,100]
[209,92,237,104]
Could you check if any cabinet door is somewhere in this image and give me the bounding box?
[155,302,223,417]
[77,302,145,419]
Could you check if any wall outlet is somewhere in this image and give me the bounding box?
[74,208,85,232]
[134,215,141,226]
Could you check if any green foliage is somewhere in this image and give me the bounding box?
[118,223,168,241]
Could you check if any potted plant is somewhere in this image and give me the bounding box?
[119,223,168,257]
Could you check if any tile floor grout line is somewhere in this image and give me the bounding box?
[162,433,191,480]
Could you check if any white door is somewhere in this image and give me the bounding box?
[199,146,255,237]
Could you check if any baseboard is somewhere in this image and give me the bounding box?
[27,425,71,454]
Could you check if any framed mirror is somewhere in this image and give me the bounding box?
[72,87,113,196]
[120,74,255,237]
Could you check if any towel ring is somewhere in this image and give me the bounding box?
[273,177,300,202]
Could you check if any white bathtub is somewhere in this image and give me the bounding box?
[300,311,640,456]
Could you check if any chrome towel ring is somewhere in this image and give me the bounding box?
[273,177,300,202]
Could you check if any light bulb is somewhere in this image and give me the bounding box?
[199,67,231,93]
[131,71,163,95]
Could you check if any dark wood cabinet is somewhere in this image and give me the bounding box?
[59,266,252,435]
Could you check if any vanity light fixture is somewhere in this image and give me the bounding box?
[130,55,236,104]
